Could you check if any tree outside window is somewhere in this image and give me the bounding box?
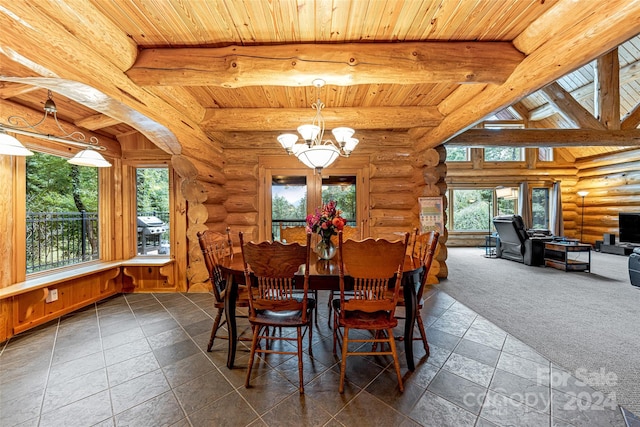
[532,188,550,230]
[451,189,494,231]
[446,146,469,162]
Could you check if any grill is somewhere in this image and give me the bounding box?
[137,216,166,235]
[137,216,167,254]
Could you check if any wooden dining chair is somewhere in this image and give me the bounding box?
[239,231,313,394]
[333,231,409,393]
[327,225,361,327]
[396,230,439,355]
[197,230,251,352]
[279,223,308,244]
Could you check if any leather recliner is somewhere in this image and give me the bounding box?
[493,215,550,266]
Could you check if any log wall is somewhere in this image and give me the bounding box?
[575,149,640,245]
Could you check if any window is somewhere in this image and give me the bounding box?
[484,147,524,161]
[538,147,554,162]
[497,197,517,216]
[321,175,357,225]
[450,189,494,232]
[446,146,469,162]
[136,167,170,255]
[272,175,308,240]
[26,151,99,273]
[532,187,550,230]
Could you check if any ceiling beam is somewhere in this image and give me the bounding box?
[0,82,38,99]
[595,48,621,130]
[201,106,443,131]
[621,101,640,129]
[539,82,606,130]
[446,128,640,147]
[126,42,525,87]
[529,57,640,121]
[418,0,640,150]
[75,113,122,131]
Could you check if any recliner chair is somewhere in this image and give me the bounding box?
[493,215,550,266]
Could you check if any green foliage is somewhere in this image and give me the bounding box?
[272,193,307,219]
[484,147,523,161]
[446,146,468,161]
[322,184,356,220]
[136,168,169,213]
[26,152,98,213]
[452,189,493,231]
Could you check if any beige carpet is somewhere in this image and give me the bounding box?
[437,247,640,415]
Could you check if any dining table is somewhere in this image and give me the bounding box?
[219,253,425,371]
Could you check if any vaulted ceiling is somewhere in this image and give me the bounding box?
[1,1,639,163]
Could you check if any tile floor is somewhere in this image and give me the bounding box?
[1,288,638,427]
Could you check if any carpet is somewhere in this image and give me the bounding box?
[437,247,640,415]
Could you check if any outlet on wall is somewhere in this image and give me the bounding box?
[45,289,59,303]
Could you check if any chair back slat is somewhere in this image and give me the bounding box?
[338,233,409,316]
[280,224,308,244]
[240,232,311,317]
[414,230,440,302]
[198,230,233,303]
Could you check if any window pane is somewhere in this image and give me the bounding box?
[538,147,553,161]
[532,188,550,230]
[497,198,516,216]
[446,146,468,161]
[322,175,357,226]
[484,147,524,161]
[272,175,307,240]
[451,189,493,231]
[136,168,170,255]
[26,152,99,273]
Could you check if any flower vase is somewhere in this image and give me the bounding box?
[316,236,336,260]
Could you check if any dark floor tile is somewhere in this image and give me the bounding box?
[106,352,159,386]
[51,339,102,366]
[114,390,185,427]
[38,390,112,427]
[551,389,626,427]
[146,327,190,350]
[623,407,640,427]
[0,387,45,427]
[189,391,259,427]
[182,318,214,338]
[104,338,152,366]
[41,368,108,414]
[110,369,170,415]
[100,325,146,350]
[303,369,361,415]
[48,351,105,386]
[239,370,298,414]
[173,370,234,415]
[409,390,477,427]
[442,353,494,388]
[423,327,460,351]
[261,393,333,427]
[454,338,501,367]
[490,368,551,413]
[428,369,488,415]
[152,338,201,367]
[335,391,417,427]
[480,390,550,427]
[162,352,216,388]
[366,365,425,414]
[140,317,181,337]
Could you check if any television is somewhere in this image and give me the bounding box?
[619,212,640,244]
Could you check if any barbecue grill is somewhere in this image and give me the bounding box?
[137,216,167,254]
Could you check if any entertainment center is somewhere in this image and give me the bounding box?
[599,212,640,255]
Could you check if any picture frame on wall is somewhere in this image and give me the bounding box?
[418,196,444,235]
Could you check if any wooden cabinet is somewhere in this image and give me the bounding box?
[544,242,591,272]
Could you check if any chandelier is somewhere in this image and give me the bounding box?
[277,79,358,173]
[0,90,111,167]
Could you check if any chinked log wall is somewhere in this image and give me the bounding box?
[183,133,448,291]
[575,149,640,245]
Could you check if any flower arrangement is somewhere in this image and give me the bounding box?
[306,200,346,242]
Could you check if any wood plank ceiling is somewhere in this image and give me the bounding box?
[0,0,639,161]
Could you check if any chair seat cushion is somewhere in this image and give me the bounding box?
[338,310,398,329]
[250,309,312,327]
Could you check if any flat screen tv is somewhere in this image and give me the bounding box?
[619,212,640,244]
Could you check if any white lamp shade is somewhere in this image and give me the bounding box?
[295,145,340,172]
[68,149,112,167]
[577,191,589,197]
[0,132,34,156]
[277,133,299,152]
[331,127,355,143]
[343,137,359,153]
[496,187,513,198]
[297,124,320,142]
